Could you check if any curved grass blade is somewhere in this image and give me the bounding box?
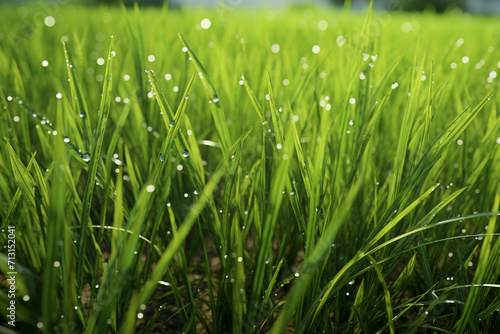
[178,33,231,160]
[270,179,362,334]
[120,163,227,333]
[368,254,395,334]
[84,75,195,334]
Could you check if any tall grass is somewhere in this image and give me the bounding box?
[1,2,500,333]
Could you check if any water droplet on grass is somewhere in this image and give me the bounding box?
[81,153,90,162]
[169,121,175,127]
[201,18,211,29]
[318,20,328,30]
[336,35,346,47]
[182,150,190,157]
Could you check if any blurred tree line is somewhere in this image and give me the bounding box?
[94,0,467,12]
[332,0,465,12]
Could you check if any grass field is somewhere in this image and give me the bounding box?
[1,2,500,333]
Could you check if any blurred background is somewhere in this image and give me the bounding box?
[0,0,499,13]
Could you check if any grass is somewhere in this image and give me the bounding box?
[1,2,500,333]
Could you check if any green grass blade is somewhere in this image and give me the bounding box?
[76,35,114,291]
[178,34,232,159]
[121,164,227,332]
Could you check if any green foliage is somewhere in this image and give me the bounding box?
[0,3,499,333]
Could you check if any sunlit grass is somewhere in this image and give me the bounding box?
[1,2,500,333]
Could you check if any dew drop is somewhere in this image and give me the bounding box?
[81,153,91,162]
[182,150,190,158]
[64,136,70,143]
